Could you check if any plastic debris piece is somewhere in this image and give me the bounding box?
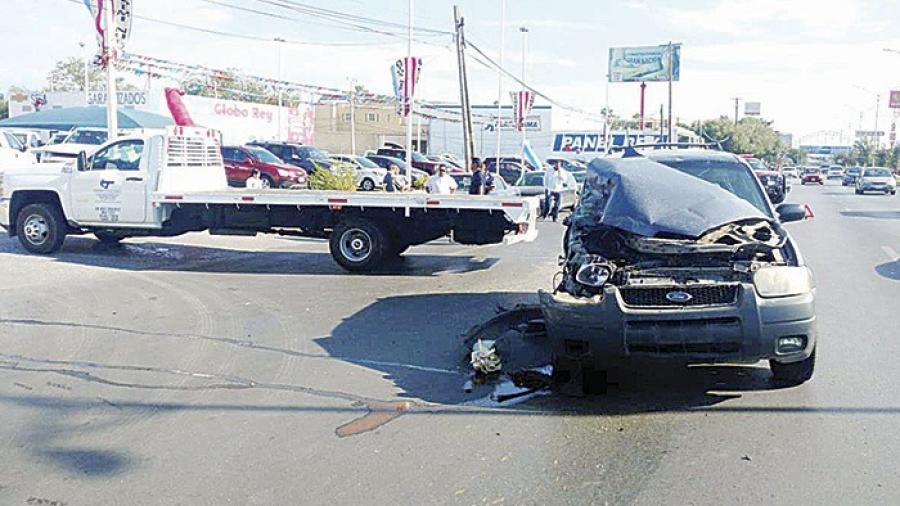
[470,339,502,374]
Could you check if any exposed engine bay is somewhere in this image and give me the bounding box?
[558,218,791,298]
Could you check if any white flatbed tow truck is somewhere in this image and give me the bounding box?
[0,126,538,271]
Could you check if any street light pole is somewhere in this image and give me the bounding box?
[495,0,505,173]
[405,0,414,182]
[348,78,357,156]
[275,37,285,141]
[520,26,528,161]
[103,0,117,141]
[79,41,89,104]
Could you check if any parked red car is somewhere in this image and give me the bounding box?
[800,168,823,185]
[221,145,308,189]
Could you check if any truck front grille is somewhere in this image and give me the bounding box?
[619,284,739,308]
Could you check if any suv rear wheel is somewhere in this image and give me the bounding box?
[16,203,67,254]
[770,348,815,386]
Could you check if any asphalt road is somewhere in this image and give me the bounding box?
[0,181,898,505]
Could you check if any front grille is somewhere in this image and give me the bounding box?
[625,317,743,355]
[619,285,739,308]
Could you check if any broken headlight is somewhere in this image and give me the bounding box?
[753,266,813,298]
[575,262,612,287]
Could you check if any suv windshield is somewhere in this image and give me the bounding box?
[66,130,108,145]
[847,168,861,175]
[652,157,771,215]
[294,146,329,162]
[248,146,283,165]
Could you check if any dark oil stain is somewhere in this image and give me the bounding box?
[26,497,67,506]
[335,401,414,438]
[13,382,33,391]
[46,382,71,392]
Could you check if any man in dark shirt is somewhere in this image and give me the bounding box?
[469,162,486,195]
[383,164,407,192]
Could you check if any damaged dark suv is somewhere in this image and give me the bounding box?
[540,149,817,387]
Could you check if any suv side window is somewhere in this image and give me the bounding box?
[91,140,145,171]
[222,147,237,162]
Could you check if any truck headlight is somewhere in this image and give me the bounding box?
[575,262,611,287]
[753,266,813,298]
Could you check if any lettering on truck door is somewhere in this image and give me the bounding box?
[70,140,147,225]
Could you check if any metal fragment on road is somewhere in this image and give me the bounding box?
[470,339,501,374]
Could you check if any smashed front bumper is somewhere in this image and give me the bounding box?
[539,283,816,366]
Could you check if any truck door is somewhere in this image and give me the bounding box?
[70,139,147,225]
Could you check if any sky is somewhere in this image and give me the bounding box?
[2,0,900,145]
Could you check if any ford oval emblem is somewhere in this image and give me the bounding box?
[666,290,693,304]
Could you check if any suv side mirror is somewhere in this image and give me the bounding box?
[776,203,806,223]
[76,151,88,171]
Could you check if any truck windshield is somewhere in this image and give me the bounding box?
[66,130,108,145]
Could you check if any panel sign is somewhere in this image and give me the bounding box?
[608,44,681,82]
[890,90,900,109]
[745,102,761,116]
[552,132,668,152]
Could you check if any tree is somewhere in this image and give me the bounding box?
[0,98,7,120]
[689,116,786,163]
[785,148,807,165]
[44,57,137,92]
[184,69,277,105]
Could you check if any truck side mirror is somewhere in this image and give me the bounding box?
[77,151,88,172]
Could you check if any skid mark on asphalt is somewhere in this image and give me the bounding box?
[0,352,542,438]
[0,317,460,376]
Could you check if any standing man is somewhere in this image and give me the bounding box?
[383,164,408,192]
[425,165,458,194]
[542,161,574,222]
[482,162,496,195]
[469,161,486,195]
[246,168,265,189]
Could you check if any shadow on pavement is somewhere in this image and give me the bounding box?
[841,210,900,220]
[0,236,499,277]
[316,292,790,413]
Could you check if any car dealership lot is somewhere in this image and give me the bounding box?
[0,184,898,505]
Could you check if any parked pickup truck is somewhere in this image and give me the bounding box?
[0,126,538,272]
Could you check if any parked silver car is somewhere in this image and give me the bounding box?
[513,171,578,209]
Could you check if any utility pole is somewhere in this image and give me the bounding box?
[79,41,89,104]
[104,0,117,140]
[659,104,664,141]
[732,97,741,125]
[495,0,505,172]
[875,93,881,148]
[405,0,415,182]
[275,37,285,140]
[453,6,475,169]
[639,82,646,131]
[348,78,357,155]
[520,26,529,160]
[667,41,673,143]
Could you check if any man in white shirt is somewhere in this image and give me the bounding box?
[246,169,265,190]
[542,162,575,222]
[425,165,458,195]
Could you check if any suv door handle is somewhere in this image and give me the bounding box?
[126,177,144,182]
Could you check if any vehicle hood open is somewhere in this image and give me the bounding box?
[573,157,771,239]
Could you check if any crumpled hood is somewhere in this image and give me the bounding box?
[573,157,770,238]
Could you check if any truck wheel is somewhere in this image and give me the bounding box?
[360,178,376,191]
[770,348,815,386]
[16,203,67,254]
[330,218,388,272]
[94,232,127,245]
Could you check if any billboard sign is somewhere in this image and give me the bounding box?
[608,44,681,83]
[855,130,885,138]
[745,102,761,116]
[890,90,900,109]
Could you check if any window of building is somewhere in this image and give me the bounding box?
[342,113,352,122]
[366,112,379,122]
